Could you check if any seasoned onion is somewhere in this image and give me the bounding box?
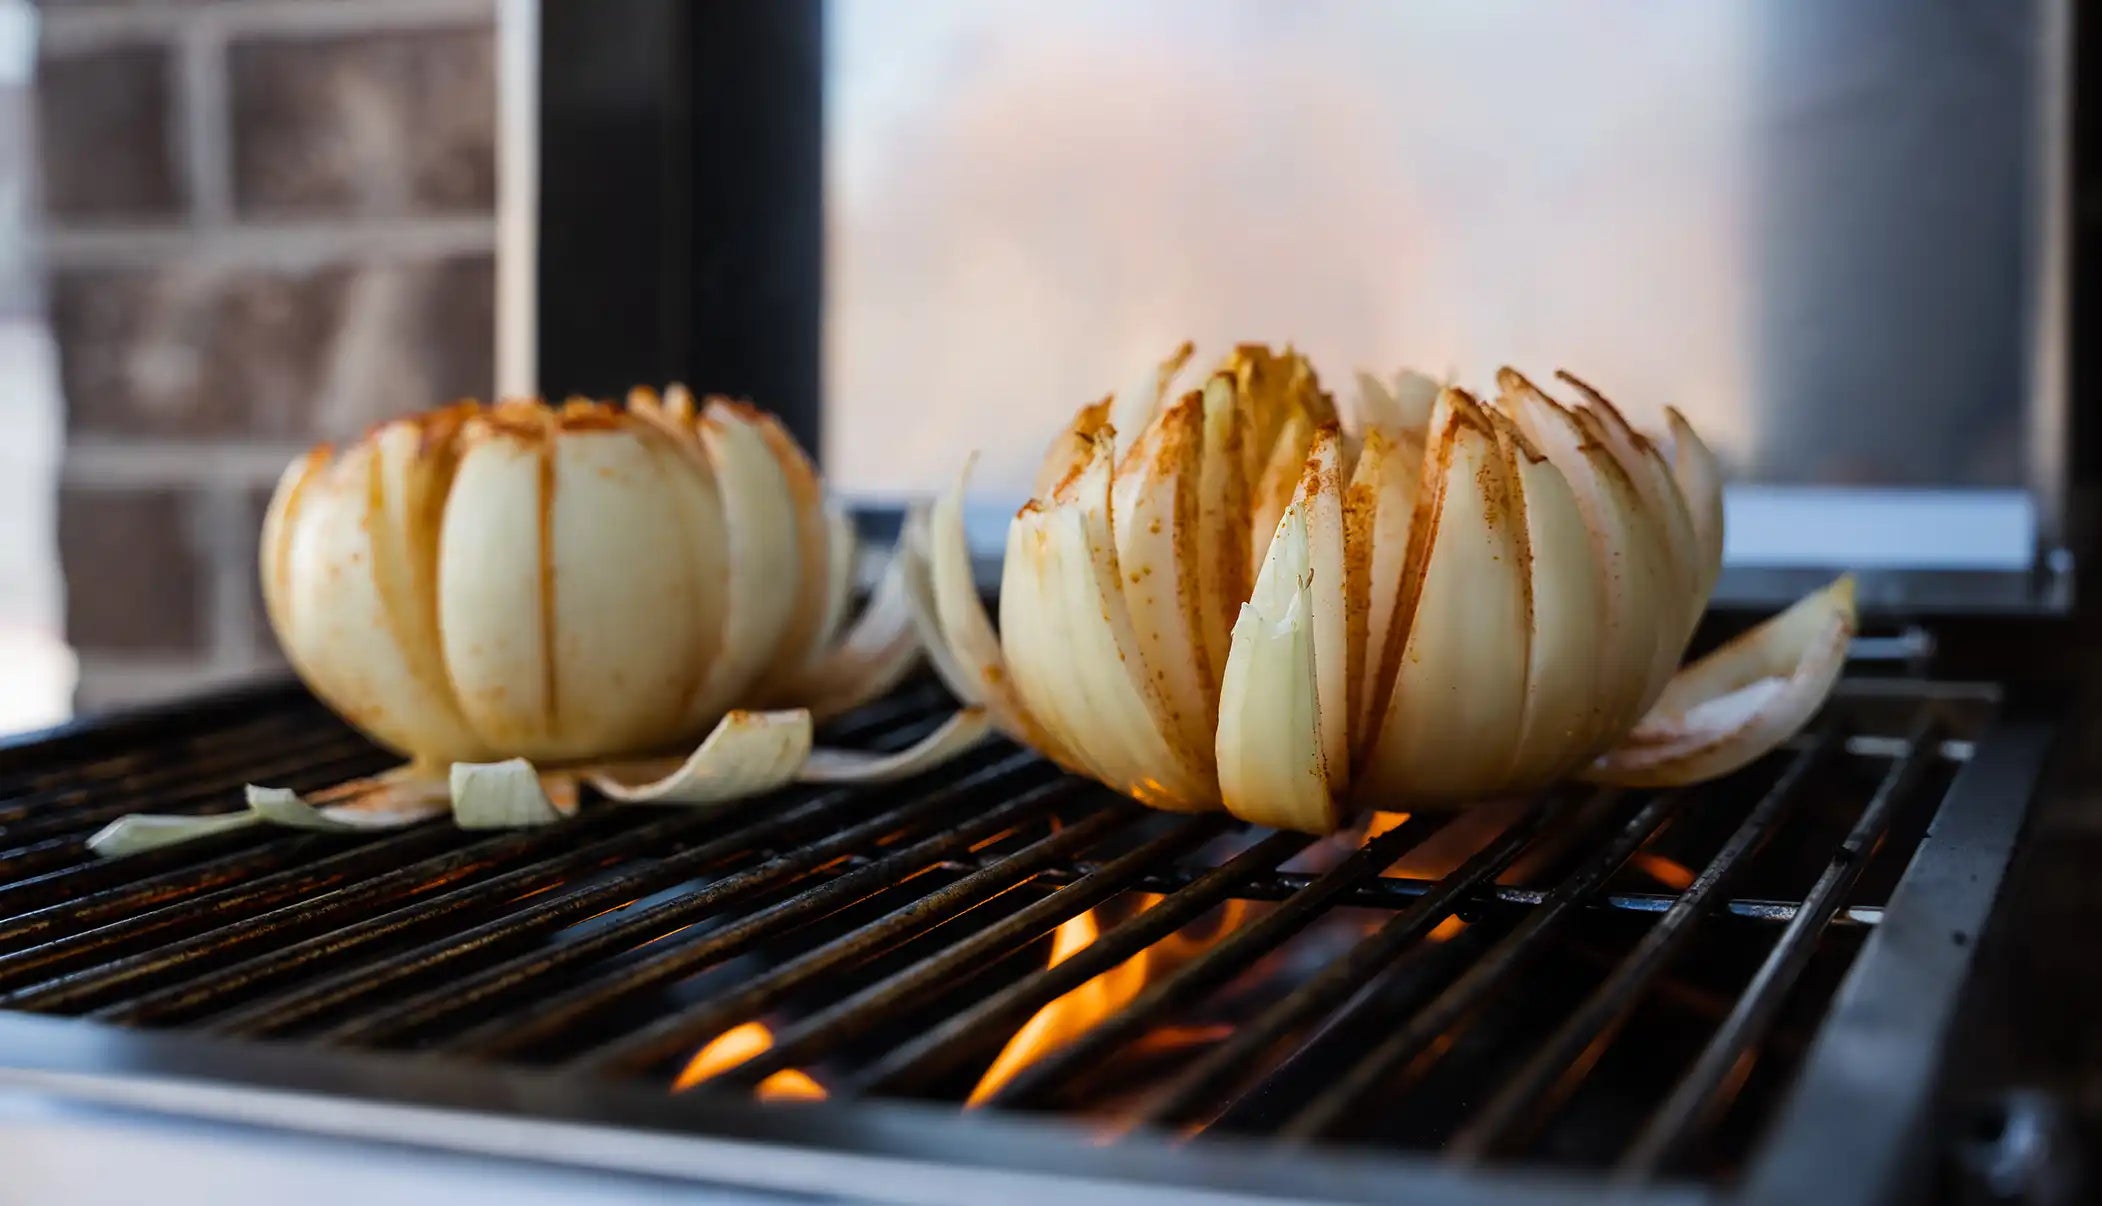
[92,390,986,856]
[910,345,1854,834]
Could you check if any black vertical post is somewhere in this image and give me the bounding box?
[536,0,824,460]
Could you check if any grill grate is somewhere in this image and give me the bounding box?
[0,672,2046,1203]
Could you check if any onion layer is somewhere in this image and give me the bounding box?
[94,391,987,858]
[909,344,1856,833]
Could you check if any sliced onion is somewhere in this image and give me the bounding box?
[87,771,450,856]
[1033,398,1110,500]
[1217,505,1334,833]
[1193,373,1253,694]
[805,501,861,668]
[788,534,925,722]
[802,708,994,782]
[1488,406,1605,784]
[999,503,1104,780]
[453,758,580,828]
[1107,395,1216,779]
[87,812,267,858]
[1587,575,1856,787]
[1106,339,1195,466]
[1662,406,1726,598]
[1554,371,1705,660]
[897,503,981,706]
[676,403,805,728]
[1249,409,1316,580]
[1293,426,1351,793]
[586,709,814,804]
[1345,427,1423,750]
[746,407,836,688]
[1353,392,1531,805]
[1019,438,1213,807]
[920,457,1080,769]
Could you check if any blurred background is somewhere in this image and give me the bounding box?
[11,0,497,724]
[2,0,2067,728]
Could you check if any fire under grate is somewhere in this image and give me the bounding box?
[0,673,2056,1205]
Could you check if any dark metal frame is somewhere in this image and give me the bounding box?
[0,676,2060,1206]
[534,0,823,458]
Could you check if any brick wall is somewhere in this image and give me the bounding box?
[36,0,498,711]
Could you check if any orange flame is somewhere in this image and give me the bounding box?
[1426,915,1467,943]
[1629,853,1696,891]
[967,895,1247,1106]
[674,1021,827,1101]
[1369,800,1535,882]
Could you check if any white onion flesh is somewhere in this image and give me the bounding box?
[907,344,1857,834]
[89,771,451,856]
[97,390,990,858]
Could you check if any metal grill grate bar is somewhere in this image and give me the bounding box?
[205,708,990,1039]
[1277,787,1692,1140]
[0,701,339,809]
[0,672,2020,1202]
[0,731,385,846]
[101,705,965,1028]
[1615,716,1944,1179]
[714,815,1228,1089]
[452,772,1086,1060]
[0,824,474,991]
[1136,791,1568,1132]
[1443,727,1845,1160]
[977,813,1458,1111]
[1025,861,1885,927]
[566,792,1146,1076]
[0,817,649,1010]
[838,829,1320,1099]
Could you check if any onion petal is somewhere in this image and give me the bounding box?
[1194,374,1253,693]
[1028,437,1215,807]
[1484,406,1605,786]
[1108,395,1216,777]
[1663,406,1726,599]
[1107,339,1195,465]
[1000,503,1106,779]
[1293,426,1351,793]
[1345,427,1423,749]
[804,500,861,668]
[88,770,449,856]
[1354,393,1531,806]
[1033,398,1111,501]
[789,533,925,721]
[923,457,1079,768]
[898,503,981,705]
[1504,382,1676,739]
[746,406,836,687]
[586,709,813,804]
[1218,505,1335,832]
[453,759,580,828]
[801,708,995,782]
[1249,409,1316,580]
[672,405,803,730]
[1586,576,1856,787]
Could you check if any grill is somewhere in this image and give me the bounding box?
[0,666,2056,1205]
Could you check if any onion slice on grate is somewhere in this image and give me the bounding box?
[86,770,451,857]
[452,758,580,828]
[1585,576,1856,788]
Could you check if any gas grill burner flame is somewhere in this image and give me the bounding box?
[967,895,1249,1106]
[675,1020,827,1101]
[1629,853,1696,891]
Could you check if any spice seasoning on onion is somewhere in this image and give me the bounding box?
[90,389,988,857]
[908,344,1854,834]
